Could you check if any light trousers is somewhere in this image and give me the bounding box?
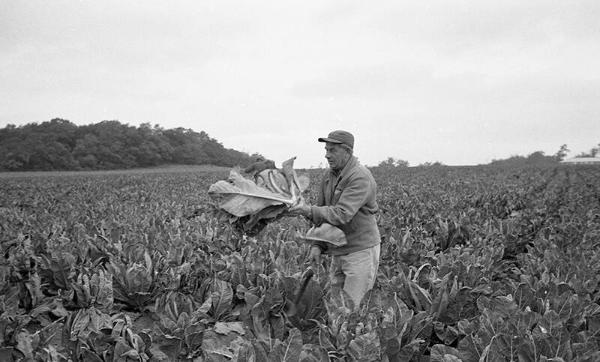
[330,244,380,309]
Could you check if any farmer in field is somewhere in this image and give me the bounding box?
[289,130,381,309]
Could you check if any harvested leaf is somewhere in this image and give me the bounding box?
[209,169,295,217]
[301,223,347,247]
[209,157,309,234]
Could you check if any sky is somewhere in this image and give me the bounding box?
[1,0,599,168]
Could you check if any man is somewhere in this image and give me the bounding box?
[290,130,381,309]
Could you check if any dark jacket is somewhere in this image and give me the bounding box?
[309,156,381,255]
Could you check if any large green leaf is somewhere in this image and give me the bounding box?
[0,347,22,362]
[210,279,233,320]
[433,321,459,346]
[15,331,33,360]
[396,339,425,361]
[67,307,112,341]
[280,274,326,331]
[201,328,248,361]
[39,254,75,292]
[430,276,450,320]
[152,334,182,361]
[298,344,329,362]
[90,269,114,311]
[269,328,303,362]
[430,345,463,362]
[347,331,381,361]
[250,296,271,344]
[214,321,245,335]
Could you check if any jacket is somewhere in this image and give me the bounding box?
[309,156,381,256]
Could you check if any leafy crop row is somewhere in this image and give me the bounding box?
[1,165,599,361]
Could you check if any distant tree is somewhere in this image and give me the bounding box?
[489,150,558,167]
[591,143,599,157]
[1,152,27,170]
[378,157,409,168]
[526,151,547,164]
[554,144,570,161]
[395,159,410,167]
[378,157,396,168]
[573,142,600,158]
[0,118,81,170]
[417,161,444,167]
[576,150,594,158]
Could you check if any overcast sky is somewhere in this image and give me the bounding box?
[1,0,599,167]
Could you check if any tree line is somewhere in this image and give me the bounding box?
[377,143,600,169]
[0,119,260,171]
[488,143,600,167]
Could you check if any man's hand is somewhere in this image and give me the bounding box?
[288,199,311,218]
[309,246,321,264]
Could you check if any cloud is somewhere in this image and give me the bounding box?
[370,1,600,51]
[290,63,432,99]
[1,1,599,167]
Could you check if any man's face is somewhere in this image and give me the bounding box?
[325,143,349,171]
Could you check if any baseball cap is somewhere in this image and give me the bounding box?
[318,130,354,149]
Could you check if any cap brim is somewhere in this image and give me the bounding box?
[318,137,343,143]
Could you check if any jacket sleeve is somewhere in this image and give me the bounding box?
[309,171,370,227]
[310,174,328,251]
[315,171,327,207]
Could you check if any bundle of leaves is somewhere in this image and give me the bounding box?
[208,157,309,235]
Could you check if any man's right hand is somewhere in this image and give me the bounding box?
[288,199,311,218]
[309,246,321,264]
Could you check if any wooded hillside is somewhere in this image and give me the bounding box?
[0,119,259,171]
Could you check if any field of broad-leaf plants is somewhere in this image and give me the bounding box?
[1,164,600,361]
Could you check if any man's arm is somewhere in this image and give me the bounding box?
[288,172,329,253]
[315,172,326,207]
[310,172,370,226]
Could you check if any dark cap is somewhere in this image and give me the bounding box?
[318,130,354,149]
